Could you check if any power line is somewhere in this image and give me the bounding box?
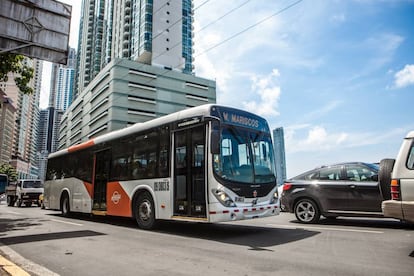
[151,0,213,42]
[144,0,305,87]
[66,1,305,137]
[198,0,252,33]
[195,0,304,58]
[194,0,212,11]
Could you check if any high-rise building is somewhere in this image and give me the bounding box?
[60,0,216,148]
[273,127,287,186]
[75,0,194,97]
[38,107,62,154]
[53,48,76,111]
[37,107,63,180]
[3,59,42,179]
[0,89,17,165]
[37,48,76,179]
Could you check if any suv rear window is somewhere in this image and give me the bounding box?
[407,141,414,169]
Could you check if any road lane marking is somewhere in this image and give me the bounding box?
[4,210,22,215]
[268,224,384,234]
[50,219,83,226]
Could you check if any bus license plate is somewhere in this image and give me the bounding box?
[235,197,244,203]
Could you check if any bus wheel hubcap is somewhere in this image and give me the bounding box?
[139,200,151,221]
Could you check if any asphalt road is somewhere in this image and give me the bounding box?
[0,200,413,276]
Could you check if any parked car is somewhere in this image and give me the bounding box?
[381,130,414,223]
[281,162,385,223]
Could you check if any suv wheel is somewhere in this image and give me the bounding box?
[379,159,395,200]
[294,198,320,224]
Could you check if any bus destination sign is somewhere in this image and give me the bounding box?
[213,107,268,132]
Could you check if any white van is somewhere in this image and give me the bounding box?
[381,131,414,223]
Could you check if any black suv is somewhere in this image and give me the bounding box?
[281,162,386,223]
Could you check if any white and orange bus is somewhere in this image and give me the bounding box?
[44,104,280,229]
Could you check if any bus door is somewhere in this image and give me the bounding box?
[173,124,207,218]
[93,149,111,211]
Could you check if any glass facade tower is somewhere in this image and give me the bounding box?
[76,0,194,97]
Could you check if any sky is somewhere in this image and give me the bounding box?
[44,0,414,178]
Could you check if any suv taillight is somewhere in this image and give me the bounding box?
[283,183,292,191]
[390,179,401,200]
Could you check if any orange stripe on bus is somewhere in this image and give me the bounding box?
[106,182,132,217]
[83,182,93,198]
[68,140,95,152]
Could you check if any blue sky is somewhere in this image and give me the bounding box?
[192,0,414,177]
[50,0,414,178]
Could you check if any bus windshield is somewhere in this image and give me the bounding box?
[213,125,276,184]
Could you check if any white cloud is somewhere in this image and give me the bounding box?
[284,125,412,154]
[330,13,346,23]
[285,125,349,153]
[394,64,414,88]
[305,100,342,120]
[242,69,281,117]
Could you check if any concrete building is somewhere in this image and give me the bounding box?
[273,127,287,186]
[59,58,215,149]
[0,89,17,165]
[75,0,195,97]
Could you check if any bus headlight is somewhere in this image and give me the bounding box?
[212,189,236,207]
[270,191,279,204]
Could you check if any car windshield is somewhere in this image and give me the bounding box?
[366,163,379,172]
[213,125,276,184]
[22,181,43,188]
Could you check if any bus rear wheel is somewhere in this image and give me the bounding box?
[134,192,157,230]
[61,193,71,217]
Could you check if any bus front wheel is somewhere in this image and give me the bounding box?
[134,192,157,230]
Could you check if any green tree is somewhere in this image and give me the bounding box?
[0,53,34,94]
[0,163,18,182]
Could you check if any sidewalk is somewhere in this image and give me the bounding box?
[0,198,30,276]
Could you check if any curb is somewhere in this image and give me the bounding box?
[0,255,30,276]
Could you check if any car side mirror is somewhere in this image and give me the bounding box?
[371,174,378,181]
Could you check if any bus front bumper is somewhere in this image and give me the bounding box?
[208,203,280,222]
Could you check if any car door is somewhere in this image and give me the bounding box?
[344,164,382,213]
[314,165,350,212]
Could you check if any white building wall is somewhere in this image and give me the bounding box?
[152,0,184,70]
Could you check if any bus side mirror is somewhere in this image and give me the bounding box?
[211,121,221,154]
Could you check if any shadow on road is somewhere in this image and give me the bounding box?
[0,216,105,246]
[43,213,320,250]
[156,221,320,250]
[0,217,44,235]
[0,229,106,246]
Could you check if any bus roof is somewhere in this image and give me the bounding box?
[49,104,269,159]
